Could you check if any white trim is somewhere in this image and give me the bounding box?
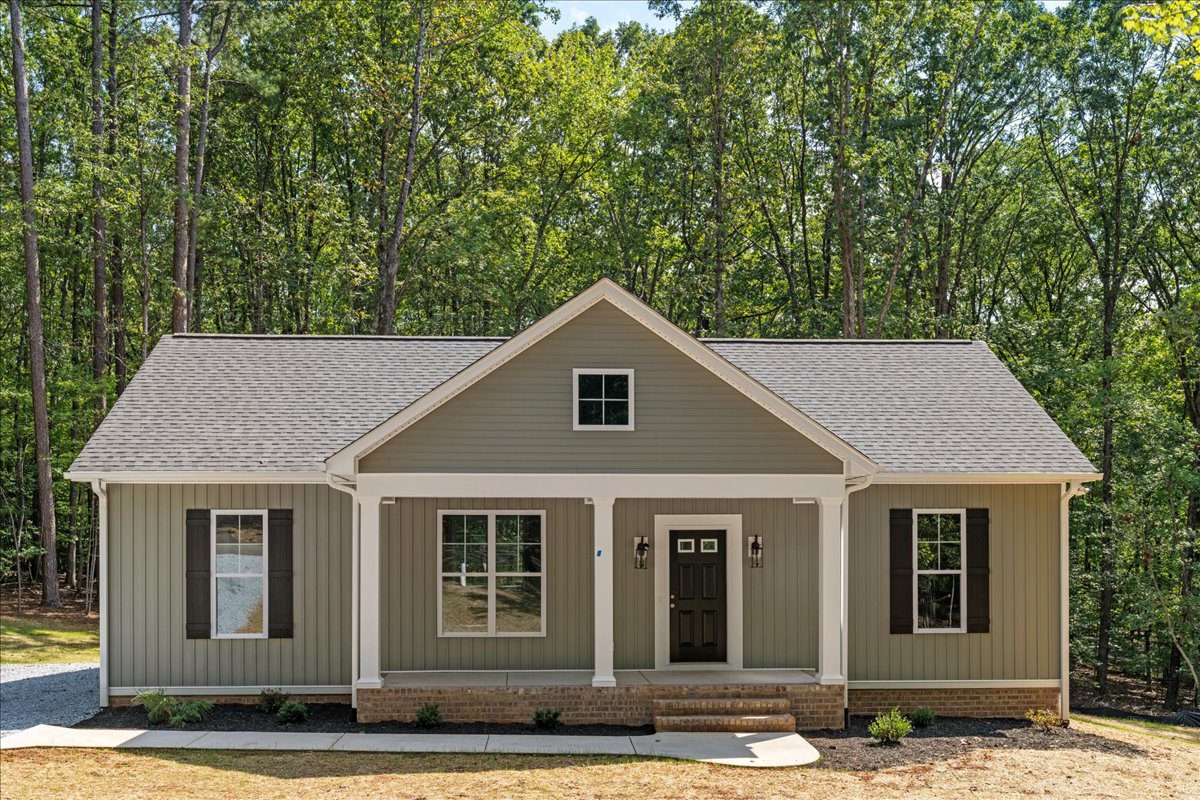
[357,496,383,690]
[355,472,848,500]
[209,510,269,639]
[65,470,327,484]
[592,498,616,687]
[912,509,967,634]
[108,685,352,697]
[1060,481,1088,721]
[848,679,1061,690]
[92,480,109,707]
[815,496,845,685]
[435,510,547,638]
[323,278,875,475]
[653,514,743,671]
[871,472,1102,485]
[572,368,635,431]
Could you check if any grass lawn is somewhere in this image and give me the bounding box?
[0,717,1196,799]
[0,612,99,665]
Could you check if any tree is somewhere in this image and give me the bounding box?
[171,0,193,333]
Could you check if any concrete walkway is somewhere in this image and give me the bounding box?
[0,724,820,767]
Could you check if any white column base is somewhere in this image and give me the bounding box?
[591,675,617,688]
[355,678,384,690]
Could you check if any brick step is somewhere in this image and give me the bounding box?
[653,713,797,733]
[652,696,790,716]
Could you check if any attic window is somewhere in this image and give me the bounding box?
[573,369,634,430]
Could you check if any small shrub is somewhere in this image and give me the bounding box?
[170,699,214,728]
[132,691,212,727]
[277,700,309,724]
[868,707,913,745]
[1025,707,1063,733]
[414,703,443,728]
[908,706,935,728]
[533,708,561,729]
[257,689,290,715]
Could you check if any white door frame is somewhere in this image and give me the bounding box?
[653,514,744,670]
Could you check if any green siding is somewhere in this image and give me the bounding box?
[847,483,1061,681]
[106,483,352,688]
[360,301,841,474]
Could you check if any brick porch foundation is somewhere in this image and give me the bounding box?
[356,682,845,730]
[848,686,1061,718]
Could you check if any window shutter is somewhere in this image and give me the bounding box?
[966,508,990,633]
[185,509,211,639]
[889,509,914,634]
[267,509,294,639]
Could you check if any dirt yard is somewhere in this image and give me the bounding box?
[1,716,1196,799]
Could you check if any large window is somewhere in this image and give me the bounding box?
[913,509,965,633]
[212,510,268,638]
[572,369,634,430]
[438,511,545,637]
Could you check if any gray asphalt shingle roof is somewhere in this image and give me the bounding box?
[69,334,1095,476]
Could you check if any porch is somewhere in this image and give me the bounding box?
[381,668,819,688]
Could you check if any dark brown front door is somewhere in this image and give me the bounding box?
[669,530,726,663]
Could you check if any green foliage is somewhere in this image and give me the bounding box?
[133,691,213,728]
[868,708,913,745]
[276,700,309,724]
[414,703,443,728]
[533,708,562,729]
[257,689,290,715]
[1026,708,1064,733]
[908,707,936,728]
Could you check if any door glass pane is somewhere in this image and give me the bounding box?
[215,576,264,635]
[917,574,961,629]
[496,576,541,633]
[442,577,488,633]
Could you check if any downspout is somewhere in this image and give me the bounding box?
[842,474,875,726]
[90,479,109,707]
[324,468,359,708]
[1060,480,1088,724]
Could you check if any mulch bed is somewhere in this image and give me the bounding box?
[75,702,654,737]
[806,716,1147,771]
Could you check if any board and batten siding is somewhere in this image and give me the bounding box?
[359,301,841,474]
[848,483,1061,681]
[106,483,352,689]
[381,498,595,671]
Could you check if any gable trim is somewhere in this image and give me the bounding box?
[323,279,877,476]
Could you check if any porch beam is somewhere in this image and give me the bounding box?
[357,495,383,690]
[591,497,616,687]
[355,473,846,499]
[816,495,846,685]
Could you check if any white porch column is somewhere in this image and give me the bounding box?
[816,495,846,685]
[591,496,616,687]
[357,495,383,690]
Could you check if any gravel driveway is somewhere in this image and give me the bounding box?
[0,663,99,738]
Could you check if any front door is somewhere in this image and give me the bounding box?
[669,530,727,663]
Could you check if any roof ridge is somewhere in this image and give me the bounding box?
[703,338,980,344]
[170,333,508,342]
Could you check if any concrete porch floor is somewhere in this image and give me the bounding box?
[381,668,819,688]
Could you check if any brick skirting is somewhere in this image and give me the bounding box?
[357,682,845,730]
[848,686,1061,718]
[109,693,350,707]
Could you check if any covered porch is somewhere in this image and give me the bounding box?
[381,668,819,688]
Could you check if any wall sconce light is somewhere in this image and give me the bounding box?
[634,536,650,570]
[748,535,764,569]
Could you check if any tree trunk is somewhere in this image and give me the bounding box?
[709,0,726,337]
[91,0,108,421]
[109,0,126,394]
[171,0,194,333]
[9,0,61,607]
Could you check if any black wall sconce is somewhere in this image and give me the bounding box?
[634,536,650,569]
[747,534,764,568]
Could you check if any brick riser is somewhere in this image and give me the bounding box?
[655,713,797,732]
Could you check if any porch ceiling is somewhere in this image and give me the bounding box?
[380,669,818,689]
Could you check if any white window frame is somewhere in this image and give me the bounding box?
[210,509,269,640]
[572,368,635,431]
[912,508,967,634]
[436,510,547,638]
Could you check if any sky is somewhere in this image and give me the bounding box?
[539,1,1072,40]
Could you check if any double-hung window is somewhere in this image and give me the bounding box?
[438,511,545,636]
[913,509,966,632]
[212,510,268,638]
[573,369,634,430]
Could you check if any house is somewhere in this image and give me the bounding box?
[66,279,1099,731]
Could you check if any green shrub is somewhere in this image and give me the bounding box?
[868,707,912,745]
[414,703,442,728]
[257,689,290,715]
[533,708,561,729]
[132,691,212,727]
[1025,707,1062,733]
[908,706,935,728]
[277,700,309,724]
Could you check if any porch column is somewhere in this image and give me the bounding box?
[816,495,846,685]
[357,495,383,689]
[591,496,616,687]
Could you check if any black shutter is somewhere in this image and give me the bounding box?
[966,508,990,633]
[889,509,914,634]
[267,509,294,638]
[185,509,211,639]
